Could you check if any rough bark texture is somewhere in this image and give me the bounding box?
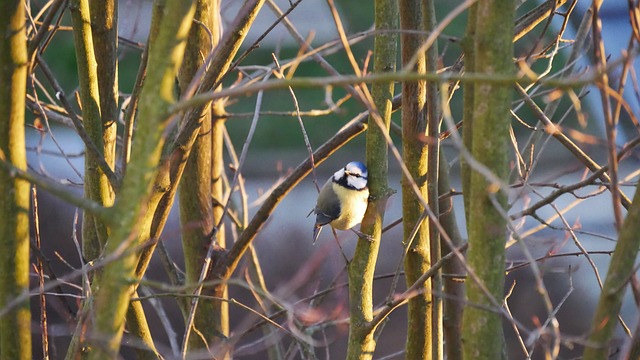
[438,151,465,360]
[0,1,31,358]
[460,3,476,223]
[345,0,397,356]
[88,0,118,195]
[69,0,112,262]
[133,0,265,300]
[461,0,515,359]
[84,1,197,358]
[177,0,228,354]
[423,1,442,358]
[399,0,433,357]
[583,165,640,359]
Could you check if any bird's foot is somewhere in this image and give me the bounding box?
[351,229,374,242]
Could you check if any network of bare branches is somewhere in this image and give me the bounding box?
[1,0,639,359]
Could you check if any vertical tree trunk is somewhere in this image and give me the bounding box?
[84,1,197,358]
[178,0,226,354]
[399,0,433,358]
[438,152,465,360]
[69,0,112,261]
[0,1,31,358]
[122,3,264,356]
[423,1,442,358]
[345,0,397,356]
[460,4,476,223]
[583,149,640,357]
[88,0,118,196]
[175,1,264,355]
[461,0,515,358]
[209,101,229,355]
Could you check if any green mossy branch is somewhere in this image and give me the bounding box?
[424,1,442,358]
[0,1,31,358]
[461,0,516,359]
[84,0,197,357]
[583,185,640,358]
[171,68,604,116]
[345,0,397,356]
[69,0,112,260]
[399,0,434,357]
[133,0,266,287]
[88,0,118,221]
[178,0,228,353]
[438,151,465,360]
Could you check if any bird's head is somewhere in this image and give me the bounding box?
[333,161,368,191]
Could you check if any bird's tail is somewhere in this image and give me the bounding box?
[313,226,322,244]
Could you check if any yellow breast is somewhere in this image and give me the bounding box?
[330,182,369,230]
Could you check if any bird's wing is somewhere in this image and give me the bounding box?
[313,180,341,226]
[313,226,323,244]
[314,209,336,226]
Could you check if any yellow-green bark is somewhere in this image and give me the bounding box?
[399,0,433,357]
[84,0,197,358]
[461,0,515,358]
[345,0,397,356]
[439,152,464,360]
[133,0,264,283]
[0,1,31,358]
[178,0,228,353]
[88,0,118,194]
[69,0,113,261]
[423,1,442,358]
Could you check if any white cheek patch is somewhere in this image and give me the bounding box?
[347,176,367,190]
[333,168,346,181]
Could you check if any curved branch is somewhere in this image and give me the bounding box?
[215,114,369,280]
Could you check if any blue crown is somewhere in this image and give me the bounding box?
[346,161,367,177]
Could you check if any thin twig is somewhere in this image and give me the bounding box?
[34,54,120,190]
[592,5,624,230]
[370,243,469,329]
[271,55,319,191]
[515,83,631,209]
[32,186,50,360]
[0,151,107,219]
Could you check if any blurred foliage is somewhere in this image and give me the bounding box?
[35,0,578,152]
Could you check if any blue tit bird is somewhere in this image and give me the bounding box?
[309,161,370,243]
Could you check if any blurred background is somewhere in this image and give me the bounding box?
[26,0,639,358]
